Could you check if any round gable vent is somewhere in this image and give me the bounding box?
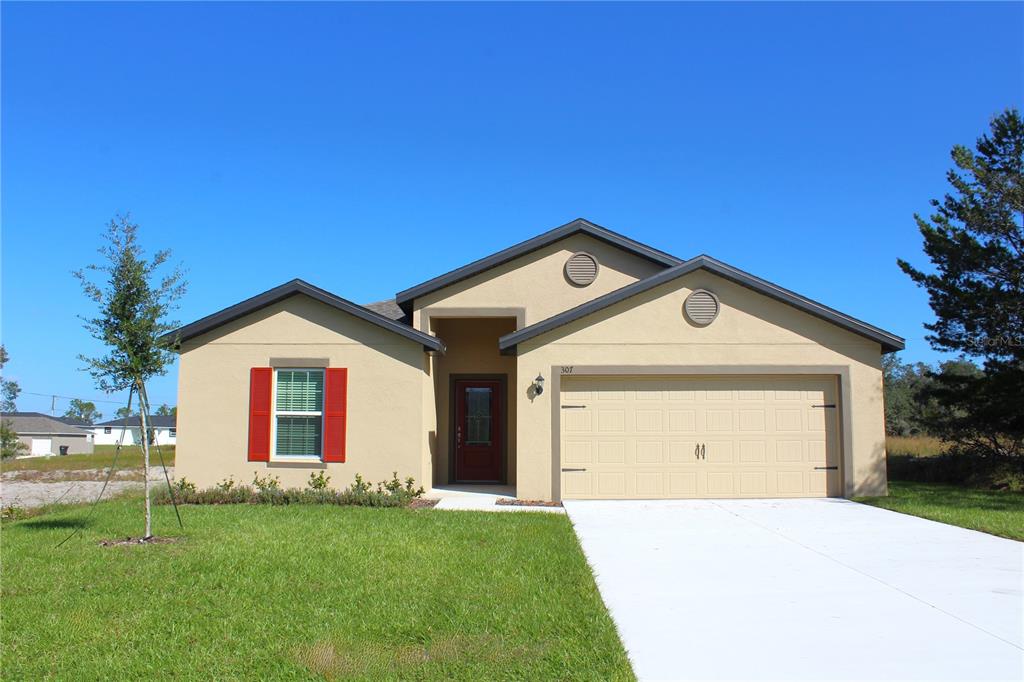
[565,252,599,286]
[684,289,720,326]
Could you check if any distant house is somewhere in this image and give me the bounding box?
[91,415,177,446]
[2,412,95,456]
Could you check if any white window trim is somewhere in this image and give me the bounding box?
[270,367,325,461]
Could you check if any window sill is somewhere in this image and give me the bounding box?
[270,455,323,464]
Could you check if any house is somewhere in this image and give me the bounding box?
[167,219,903,500]
[2,412,94,456]
[91,415,177,446]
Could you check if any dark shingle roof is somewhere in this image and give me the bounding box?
[1,412,91,435]
[96,415,177,428]
[363,299,409,323]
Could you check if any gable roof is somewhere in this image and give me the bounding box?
[2,412,91,436]
[163,279,444,352]
[96,415,176,428]
[393,218,682,313]
[498,255,905,354]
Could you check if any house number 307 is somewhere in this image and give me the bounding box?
[561,366,574,375]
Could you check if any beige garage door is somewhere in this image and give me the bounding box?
[560,376,842,499]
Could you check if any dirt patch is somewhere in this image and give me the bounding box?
[295,634,544,679]
[98,536,182,547]
[496,499,563,507]
[408,498,439,509]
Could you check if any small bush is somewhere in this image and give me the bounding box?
[252,472,281,493]
[154,472,426,507]
[306,471,330,491]
[172,477,197,495]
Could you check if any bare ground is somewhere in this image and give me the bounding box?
[1,467,174,509]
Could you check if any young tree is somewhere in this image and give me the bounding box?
[898,109,1024,461]
[1,421,27,459]
[155,403,175,417]
[116,406,136,419]
[76,214,186,538]
[63,398,103,425]
[0,345,21,413]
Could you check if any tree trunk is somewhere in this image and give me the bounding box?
[138,381,152,539]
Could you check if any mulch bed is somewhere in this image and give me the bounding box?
[98,536,182,547]
[496,499,563,508]
[408,499,440,509]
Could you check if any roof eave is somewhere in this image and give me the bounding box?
[162,280,444,353]
[498,256,905,355]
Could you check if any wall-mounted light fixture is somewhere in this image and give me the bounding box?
[532,373,545,395]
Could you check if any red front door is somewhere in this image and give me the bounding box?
[454,380,503,482]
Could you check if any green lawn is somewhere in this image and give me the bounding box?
[1,498,633,680]
[856,481,1024,542]
[2,445,175,473]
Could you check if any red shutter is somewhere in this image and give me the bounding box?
[248,367,273,462]
[323,368,348,463]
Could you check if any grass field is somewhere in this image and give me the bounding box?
[886,435,947,458]
[856,481,1024,542]
[1,498,633,680]
[1,445,175,473]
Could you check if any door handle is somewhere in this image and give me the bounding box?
[695,444,700,460]
[456,424,462,447]
[701,444,706,460]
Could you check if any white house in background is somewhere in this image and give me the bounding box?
[91,415,177,446]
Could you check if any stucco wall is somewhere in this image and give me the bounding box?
[176,295,428,490]
[17,434,93,456]
[412,233,665,331]
[514,270,888,501]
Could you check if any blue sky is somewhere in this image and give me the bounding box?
[2,2,1022,417]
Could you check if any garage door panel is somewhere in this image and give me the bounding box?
[560,376,841,500]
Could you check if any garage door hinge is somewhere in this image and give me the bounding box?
[561,405,587,409]
[814,466,838,470]
[812,404,837,408]
[561,468,587,472]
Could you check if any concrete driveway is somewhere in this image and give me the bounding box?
[565,499,1023,681]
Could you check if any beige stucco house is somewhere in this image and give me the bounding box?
[169,219,903,500]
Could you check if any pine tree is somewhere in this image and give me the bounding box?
[899,109,1024,461]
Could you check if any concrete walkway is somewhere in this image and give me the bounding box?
[565,498,1023,681]
[428,485,565,513]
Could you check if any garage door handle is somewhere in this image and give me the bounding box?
[561,468,587,472]
[701,444,706,460]
[814,466,838,470]
[695,444,700,460]
[561,405,587,409]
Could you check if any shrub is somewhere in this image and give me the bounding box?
[172,477,197,495]
[306,471,330,491]
[153,472,426,507]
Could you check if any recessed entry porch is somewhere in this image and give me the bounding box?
[430,317,518,489]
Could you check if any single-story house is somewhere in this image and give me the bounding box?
[3,412,94,456]
[167,218,903,500]
[91,415,177,446]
